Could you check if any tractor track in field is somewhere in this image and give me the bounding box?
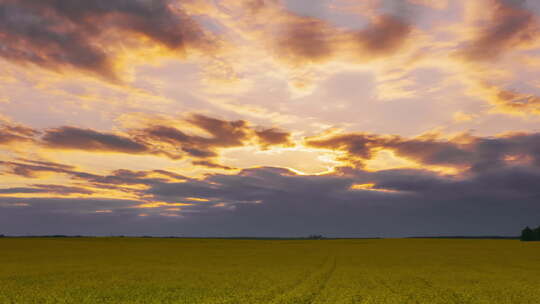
[269,254,337,304]
[309,256,337,303]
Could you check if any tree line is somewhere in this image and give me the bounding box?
[521,226,540,241]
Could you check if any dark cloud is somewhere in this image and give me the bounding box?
[188,114,251,147]
[14,158,75,170]
[141,126,209,158]
[256,128,293,149]
[276,16,335,64]
[0,0,213,78]
[2,160,540,236]
[3,164,534,237]
[350,165,540,200]
[0,131,27,145]
[192,160,235,170]
[306,131,540,171]
[72,169,186,188]
[0,0,416,78]
[0,1,112,77]
[148,166,383,204]
[0,123,37,145]
[141,125,218,158]
[31,0,205,49]
[42,126,149,154]
[0,159,196,205]
[152,170,186,180]
[6,119,540,178]
[356,15,412,55]
[461,0,539,61]
[273,8,412,65]
[0,188,46,194]
[143,165,540,236]
[307,133,383,161]
[4,125,540,236]
[0,197,140,214]
[138,114,263,159]
[0,184,92,195]
[389,133,540,171]
[2,115,291,161]
[0,196,188,236]
[0,160,183,194]
[0,160,73,178]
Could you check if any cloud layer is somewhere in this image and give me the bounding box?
[1,114,293,167]
[1,0,540,237]
[307,131,540,171]
[0,0,216,79]
[2,119,540,236]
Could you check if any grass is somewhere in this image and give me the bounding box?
[1,238,540,303]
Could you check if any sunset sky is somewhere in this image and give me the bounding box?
[1,0,540,237]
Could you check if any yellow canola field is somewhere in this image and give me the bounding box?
[1,238,539,303]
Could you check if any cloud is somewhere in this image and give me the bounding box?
[489,86,540,115]
[255,128,293,149]
[306,131,540,171]
[42,127,149,154]
[147,166,360,204]
[0,0,215,79]
[136,114,289,160]
[460,0,539,61]
[0,184,93,195]
[355,14,412,56]
[279,14,412,65]
[0,123,37,145]
[187,114,251,147]
[2,150,540,236]
[0,1,112,77]
[139,125,213,158]
[0,197,141,213]
[6,116,540,179]
[139,114,251,159]
[15,159,75,170]
[341,165,540,200]
[1,115,297,164]
[192,160,235,170]
[275,15,336,65]
[239,0,413,67]
[0,159,192,202]
[306,133,386,166]
[136,165,540,236]
[71,169,185,188]
[0,160,73,178]
[2,0,540,237]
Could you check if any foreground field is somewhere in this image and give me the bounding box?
[1,238,539,303]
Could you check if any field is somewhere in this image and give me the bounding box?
[1,238,540,303]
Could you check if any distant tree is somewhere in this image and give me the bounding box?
[521,227,535,241]
[308,234,324,240]
[0,234,4,238]
[534,226,540,241]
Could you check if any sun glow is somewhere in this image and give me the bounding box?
[365,150,461,175]
[221,145,342,175]
[350,183,399,193]
[136,202,192,209]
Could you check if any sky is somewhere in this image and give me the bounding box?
[1,0,540,237]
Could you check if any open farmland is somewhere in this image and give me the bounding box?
[1,238,540,303]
